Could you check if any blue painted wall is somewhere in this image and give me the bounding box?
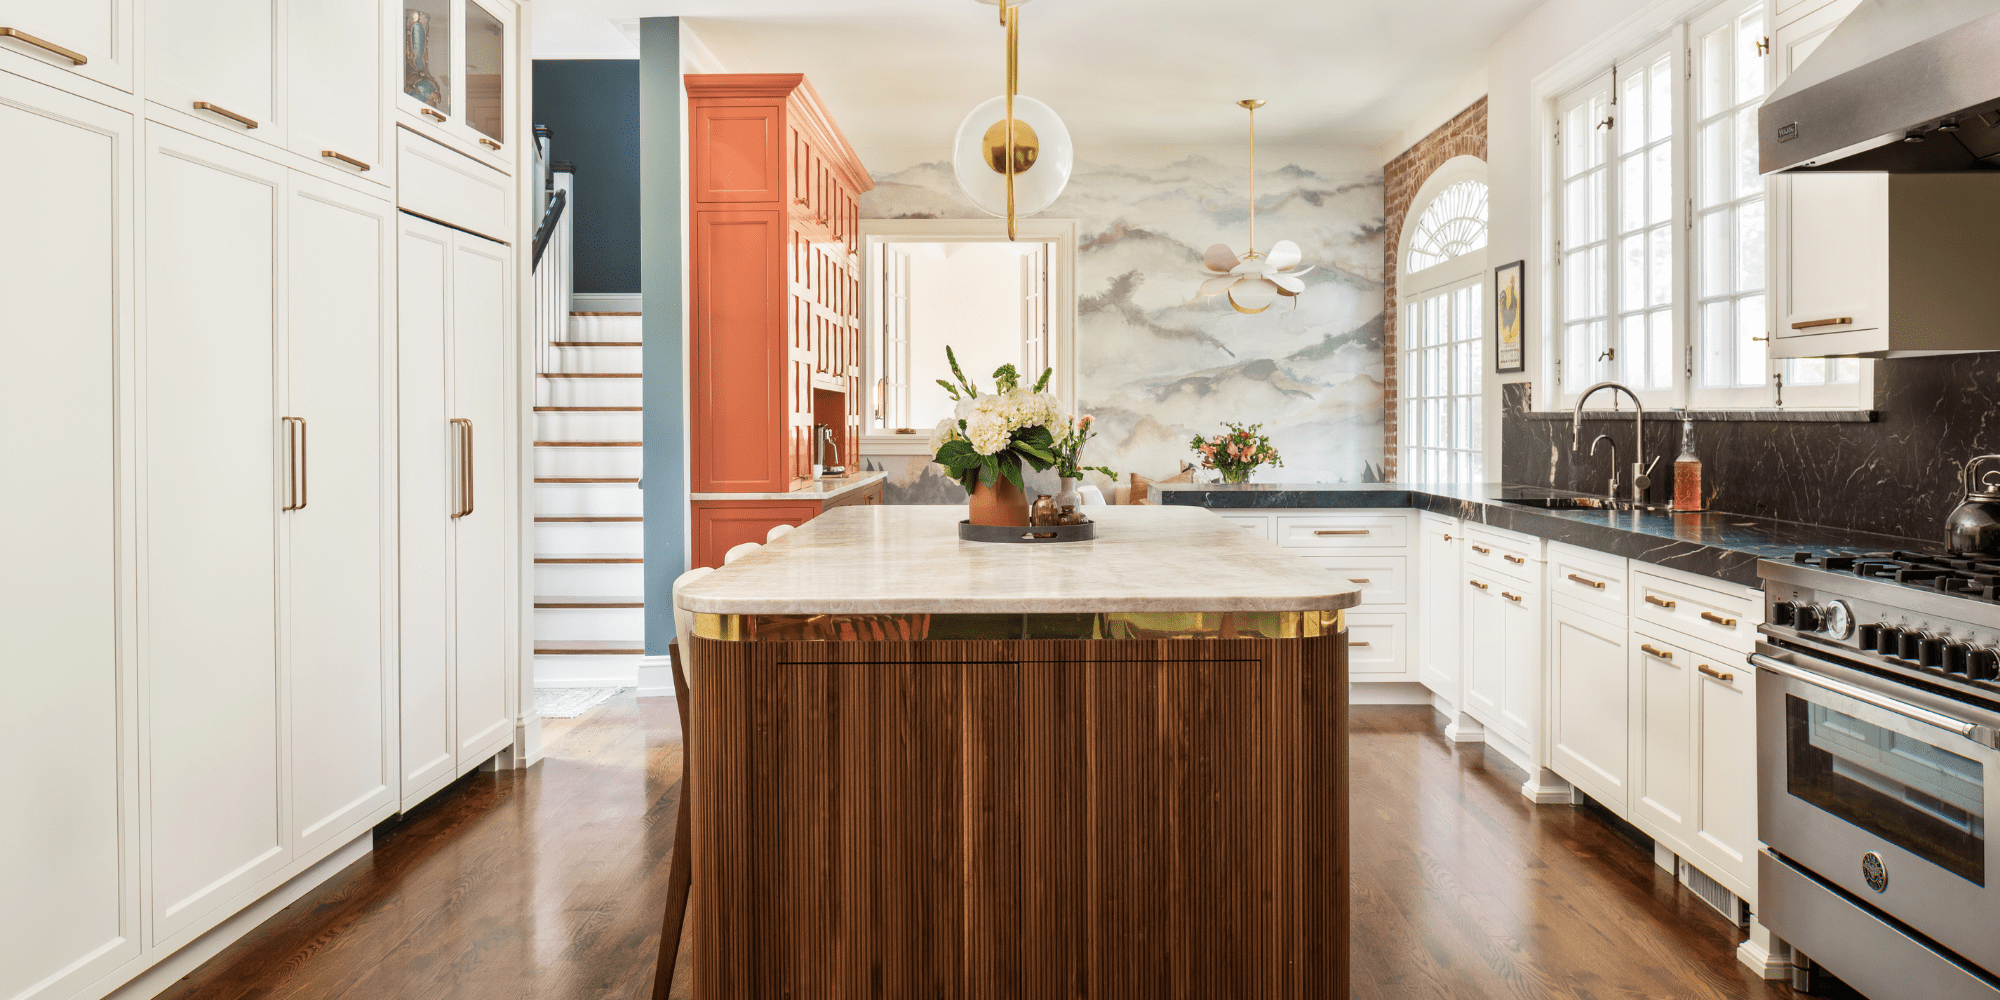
[532,59,640,294]
[639,19,686,653]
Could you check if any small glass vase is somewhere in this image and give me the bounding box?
[1220,468,1252,484]
[1054,476,1081,510]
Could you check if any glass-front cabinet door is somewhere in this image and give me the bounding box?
[397,0,512,172]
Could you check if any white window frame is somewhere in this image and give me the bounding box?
[1537,0,1872,413]
[855,218,1079,455]
[1399,156,1490,485]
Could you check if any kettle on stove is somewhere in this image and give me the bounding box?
[1946,455,2000,556]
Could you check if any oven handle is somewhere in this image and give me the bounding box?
[1751,653,2000,748]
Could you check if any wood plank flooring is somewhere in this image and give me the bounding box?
[157,700,1812,1000]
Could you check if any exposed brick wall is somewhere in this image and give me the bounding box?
[1380,98,1487,482]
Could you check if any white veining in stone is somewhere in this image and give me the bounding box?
[676,505,1362,615]
[688,471,887,502]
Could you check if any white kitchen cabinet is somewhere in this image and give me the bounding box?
[288,0,387,184]
[1549,602,1632,813]
[1416,513,1461,699]
[398,212,516,811]
[396,0,517,173]
[1464,569,1542,753]
[0,71,141,1000]
[1345,613,1408,676]
[1630,631,1695,849]
[1686,632,1758,900]
[0,0,133,92]
[147,0,278,137]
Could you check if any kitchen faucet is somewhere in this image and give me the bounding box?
[1588,434,1620,499]
[1570,381,1657,503]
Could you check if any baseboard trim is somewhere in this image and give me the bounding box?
[635,654,675,698]
[532,654,640,689]
[1521,766,1576,805]
[1348,681,1433,705]
[100,833,372,1000]
[1443,715,1486,743]
[1738,920,1794,979]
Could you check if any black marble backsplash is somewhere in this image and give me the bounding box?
[1499,355,2000,542]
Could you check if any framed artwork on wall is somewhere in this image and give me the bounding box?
[1494,259,1525,373]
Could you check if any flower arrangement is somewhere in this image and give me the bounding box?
[1051,414,1116,481]
[1191,422,1283,484]
[929,347,1062,496]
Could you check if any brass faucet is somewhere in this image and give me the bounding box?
[1570,381,1658,503]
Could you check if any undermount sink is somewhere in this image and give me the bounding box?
[1503,496,1672,513]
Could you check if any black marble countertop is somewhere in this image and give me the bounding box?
[1151,482,1936,589]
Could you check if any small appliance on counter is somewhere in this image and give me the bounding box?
[1946,454,2000,557]
[812,423,845,479]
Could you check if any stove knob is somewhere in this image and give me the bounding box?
[1772,601,1799,627]
[1858,623,1882,649]
[1921,636,1949,668]
[1795,605,1825,631]
[1901,631,1926,661]
[1944,642,1973,675]
[1878,625,1905,656]
[1971,648,2000,681]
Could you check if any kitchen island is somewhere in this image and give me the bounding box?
[674,504,1360,1000]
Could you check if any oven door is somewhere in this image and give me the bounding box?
[1756,641,2000,973]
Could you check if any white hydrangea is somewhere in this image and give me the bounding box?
[927,416,961,452]
[964,408,1012,454]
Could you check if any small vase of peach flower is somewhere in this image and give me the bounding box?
[1190,422,1283,484]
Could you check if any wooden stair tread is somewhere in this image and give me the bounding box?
[553,341,642,347]
[535,596,645,608]
[535,406,643,412]
[534,516,642,522]
[534,440,642,447]
[535,477,639,484]
[538,372,642,378]
[534,640,645,655]
[570,311,640,316]
[534,553,644,564]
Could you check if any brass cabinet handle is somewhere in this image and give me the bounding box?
[1641,643,1673,660]
[794,197,810,205]
[1469,580,1489,590]
[0,26,87,64]
[1347,578,1371,584]
[321,149,371,171]
[1791,316,1852,330]
[1697,663,1735,682]
[420,106,447,122]
[1700,611,1738,627]
[193,101,258,129]
[1502,591,1523,603]
[479,137,502,150]
[450,418,474,518]
[1504,554,1526,565]
[1314,529,1370,536]
[297,417,307,510]
[1568,573,1607,590]
[1645,595,1677,609]
[1443,533,1453,541]
[1472,545,1492,554]
[281,417,300,511]
[1349,641,1371,648]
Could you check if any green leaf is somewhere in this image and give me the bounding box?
[980,455,999,487]
[936,379,961,401]
[997,454,1025,491]
[1033,367,1052,392]
[946,345,979,397]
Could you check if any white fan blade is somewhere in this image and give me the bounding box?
[1203,243,1240,272]
[1200,275,1240,296]
[1266,239,1303,271]
[1228,277,1278,313]
[1270,272,1305,294]
[1283,264,1315,277]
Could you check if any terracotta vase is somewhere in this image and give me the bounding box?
[967,475,1030,526]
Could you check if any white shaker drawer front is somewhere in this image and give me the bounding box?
[1465,526,1542,587]
[398,127,513,243]
[1633,569,1758,650]
[1548,541,1628,619]
[1344,613,1407,675]
[1301,554,1408,607]
[1216,513,1272,541]
[1276,512,1410,549]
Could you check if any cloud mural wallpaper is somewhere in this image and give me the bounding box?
[859,148,1386,503]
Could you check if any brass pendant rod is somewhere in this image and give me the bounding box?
[1004,0,1018,240]
[1247,102,1256,258]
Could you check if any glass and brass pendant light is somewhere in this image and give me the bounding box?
[1201,100,1312,313]
[954,0,1073,239]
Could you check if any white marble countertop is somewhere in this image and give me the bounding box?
[688,471,887,502]
[676,504,1361,614]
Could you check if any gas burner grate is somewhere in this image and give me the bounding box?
[1791,549,2000,603]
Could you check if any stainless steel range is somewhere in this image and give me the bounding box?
[1759,550,2000,998]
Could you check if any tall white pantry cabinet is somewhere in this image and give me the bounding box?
[0,1,535,998]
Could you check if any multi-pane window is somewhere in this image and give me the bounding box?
[1407,181,1489,273]
[1408,279,1485,484]
[1692,2,1770,400]
[1617,50,1678,392]
[1559,76,1613,395]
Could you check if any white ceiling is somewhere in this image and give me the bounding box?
[531,0,1543,154]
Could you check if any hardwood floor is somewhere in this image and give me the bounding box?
[159,700,1812,1000]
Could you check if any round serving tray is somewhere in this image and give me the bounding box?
[958,519,1096,543]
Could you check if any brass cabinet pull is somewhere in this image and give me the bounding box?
[479,137,501,149]
[1504,554,1526,565]
[1641,643,1673,660]
[296,417,307,510]
[1701,611,1738,627]
[1349,641,1371,648]
[1791,316,1852,330]
[450,418,474,518]
[420,106,447,122]
[1502,591,1523,603]
[1443,533,1453,541]
[1472,545,1491,554]
[281,417,300,511]
[1567,573,1607,590]
[1645,595,1677,609]
[794,197,810,205]
[1469,579,1489,590]
[0,26,87,64]
[1347,578,1371,584]
[1314,529,1370,536]
[1697,663,1735,682]
[321,149,371,171]
[192,101,258,129]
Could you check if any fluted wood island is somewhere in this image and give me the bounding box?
[673,505,1359,999]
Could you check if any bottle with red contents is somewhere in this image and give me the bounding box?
[1671,416,1703,512]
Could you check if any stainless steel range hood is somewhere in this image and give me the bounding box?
[1760,0,2000,173]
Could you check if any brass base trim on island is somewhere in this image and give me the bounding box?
[694,608,1345,642]
[687,632,1349,1000]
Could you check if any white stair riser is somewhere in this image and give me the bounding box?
[538,378,642,408]
[534,607,644,641]
[535,562,644,595]
[535,521,644,554]
[567,314,642,343]
[535,483,643,517]
[533,655,639,688]
[553,344,643,374]
[536,410,643,442]
[535,446,642,479]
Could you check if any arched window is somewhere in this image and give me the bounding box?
[1405,180,1489,274]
